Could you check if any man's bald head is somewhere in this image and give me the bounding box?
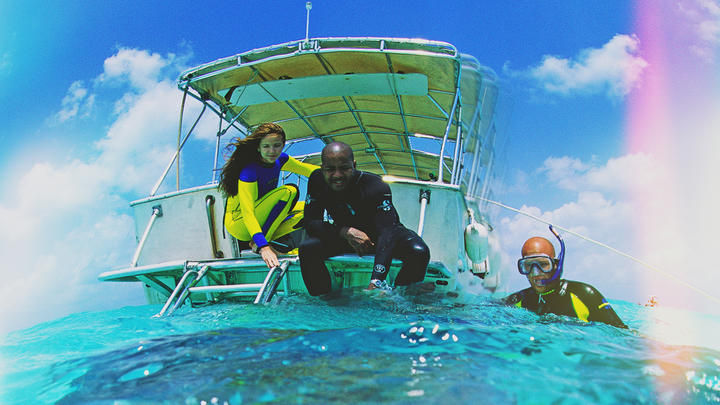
[321,141,354,163]
[521,237,555,257]
[321,142,356,192]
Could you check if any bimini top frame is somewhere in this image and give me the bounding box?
[157,37,501,202]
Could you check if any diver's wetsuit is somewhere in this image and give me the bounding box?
[299,170,429,296]
[225,152,317,249]
[504,280,627,328]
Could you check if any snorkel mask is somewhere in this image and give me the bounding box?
[516,225,565,286]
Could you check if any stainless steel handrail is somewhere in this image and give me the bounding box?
[131,205,163,267]
[256,260,291,304]
[253,260,290,304]
[154,264,210,317]
[167,265,211,316]
[417,189,431,237]
[205,195,223,258]
[152,258,295,316]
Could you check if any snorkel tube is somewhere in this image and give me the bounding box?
[540,225,565,286]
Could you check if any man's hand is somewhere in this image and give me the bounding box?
[340,226,374,256]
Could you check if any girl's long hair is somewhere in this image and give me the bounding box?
[218,122,286,196]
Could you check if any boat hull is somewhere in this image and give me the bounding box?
[99,179,500,307]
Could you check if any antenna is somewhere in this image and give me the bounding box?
[305,2,312,44]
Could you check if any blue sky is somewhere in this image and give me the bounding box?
[1,0,719,333]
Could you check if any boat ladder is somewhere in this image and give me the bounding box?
[154,259,293,317]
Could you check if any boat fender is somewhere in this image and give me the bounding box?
[464,210,490,275]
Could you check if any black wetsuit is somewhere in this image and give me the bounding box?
[299,170,429,296]
[504,280,627,328]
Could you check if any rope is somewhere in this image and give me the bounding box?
[476,196,720,305]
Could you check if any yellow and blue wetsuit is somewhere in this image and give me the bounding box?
[504,280,627,328]
[224,152,318,250]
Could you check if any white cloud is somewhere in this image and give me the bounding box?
[529,34,648,97]
[497,149,720,316]
[100,48,171,90]
[679,0,720,61]
[0,47,209,334]
[96,81,183,192]
[497,153,658,304]
[53,80,95,123]
[52,49,182,125]
[0,157,143,333]
[498,196,636,297]
[538,153,659,193]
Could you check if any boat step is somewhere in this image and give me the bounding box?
[189,284,265,293]
[154,259,294,317]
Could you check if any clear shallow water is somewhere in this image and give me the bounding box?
[2,288,719,404]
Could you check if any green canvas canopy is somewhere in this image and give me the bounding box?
[179,37,499,183]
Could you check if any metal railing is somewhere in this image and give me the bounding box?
[131,205,162,267]
[154,259,294,317]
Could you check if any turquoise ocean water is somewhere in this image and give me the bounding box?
[2,287,719,404]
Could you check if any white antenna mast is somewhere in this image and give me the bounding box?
[305,2,312,44]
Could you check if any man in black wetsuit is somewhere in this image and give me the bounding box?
[504,226,627,328]
[299,141,430,295]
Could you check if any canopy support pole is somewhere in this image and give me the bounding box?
[150,104,207,196]
[450,106,463,184]
[176,88,188,191]
[437,91,459,183]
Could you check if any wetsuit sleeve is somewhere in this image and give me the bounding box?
[281,155,319,178]
[236,177,269,249]
[304,170,335,237]
[369,179,401,280]
[571,283,627,329]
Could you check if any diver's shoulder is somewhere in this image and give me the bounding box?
[356,171,390,191]
[308,168,323,181]
[564,280,602,296]
[238,161,262,180]
[506,287,535,300]
[357,170,382,183]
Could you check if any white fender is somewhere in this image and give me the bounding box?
[464,209,490,276]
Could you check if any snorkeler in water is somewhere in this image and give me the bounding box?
[503,226,628,329]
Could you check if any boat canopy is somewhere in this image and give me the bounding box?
[178,37,499,184]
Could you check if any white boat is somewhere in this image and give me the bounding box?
[98,36,506,315]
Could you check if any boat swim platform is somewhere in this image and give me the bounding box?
[98,254,455,309]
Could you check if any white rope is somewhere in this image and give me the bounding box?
[477,196,720,305]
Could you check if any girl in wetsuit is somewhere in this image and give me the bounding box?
[218,123,318,268]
